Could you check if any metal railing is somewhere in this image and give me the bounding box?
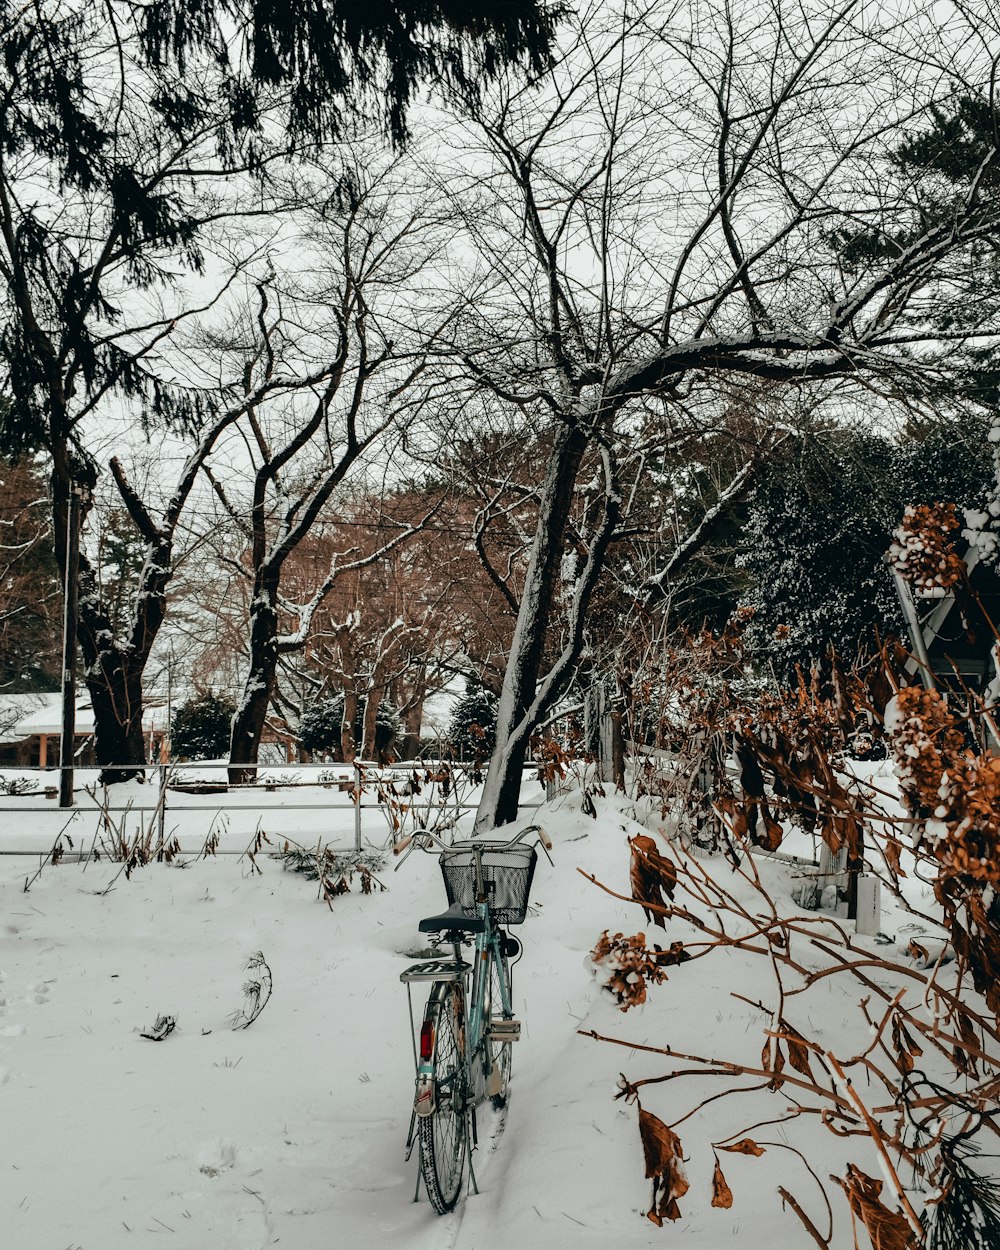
[0,758,544,855]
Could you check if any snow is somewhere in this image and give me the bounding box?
[0,783,969,1248]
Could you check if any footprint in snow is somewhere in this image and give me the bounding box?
[197,1139,237,1177]
[0,1023,26,1037]
[25,979,53,1006]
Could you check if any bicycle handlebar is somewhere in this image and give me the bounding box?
[392,823,551,871]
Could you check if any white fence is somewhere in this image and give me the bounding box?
[0,759,545,858]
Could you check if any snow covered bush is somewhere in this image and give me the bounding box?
[170,691,235,760]
[741,424,992,678]
[886,685,1000,1018]
[299,694,399,761]
[447,682,498,761]
[298,697,344,756]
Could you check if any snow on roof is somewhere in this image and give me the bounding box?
[0,692,166,742]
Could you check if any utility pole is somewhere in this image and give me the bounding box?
[165,646,174,762]
[59,484,83,808]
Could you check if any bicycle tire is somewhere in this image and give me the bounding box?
[419,982,468,1213]
[486,946,513,1109]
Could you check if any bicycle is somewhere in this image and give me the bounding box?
[394,823,552,1213]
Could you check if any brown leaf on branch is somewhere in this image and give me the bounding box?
[655,940,691,968]
[762,1033,786,1089]
[711,1156,734,1209]
[780,1018,815,1080]
[758,811,784,852]
[882,833,904,880]
[638,1106,689,1226]
[835,1164,918,1250]
[734,737,784,850]
[629,835,677,929]
[890,1014,922,1076]
[954,1011,981,1078]
[719,1138,766,1156]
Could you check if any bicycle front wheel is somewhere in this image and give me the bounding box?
[486,947,513,1109]
[419,982,468,1213]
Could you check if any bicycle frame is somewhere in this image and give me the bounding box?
[404,843,512,1119]
[396,824,550,1203]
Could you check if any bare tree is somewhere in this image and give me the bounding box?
[0,0,318,776]
[416,0,1000,829]
[181,161,447,780]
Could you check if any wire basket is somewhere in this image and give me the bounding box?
[439,842,538,926]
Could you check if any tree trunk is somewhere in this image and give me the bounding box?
[228,573,280,783]
[585,676,625,788]
[340,690,358,762]
[84,650,147,782]
[475,423,589,830]
[54,470,170,784]
[361,687,382,760]
[400,694,424,760]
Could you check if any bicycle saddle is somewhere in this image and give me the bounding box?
[418,904,486,934]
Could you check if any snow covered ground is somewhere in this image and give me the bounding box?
[0,775,954,1249]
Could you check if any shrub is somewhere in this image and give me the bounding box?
[170,691,235,760]
[448,683,498,761]
[298,694,400,760]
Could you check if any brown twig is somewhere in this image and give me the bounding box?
[778,1185,830,1249]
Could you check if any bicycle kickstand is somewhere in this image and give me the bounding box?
[466,1107,480,1197]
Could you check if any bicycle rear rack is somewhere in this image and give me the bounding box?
[399,959,470,984]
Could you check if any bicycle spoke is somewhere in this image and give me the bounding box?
[418,983,468,1213]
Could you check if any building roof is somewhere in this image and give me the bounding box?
[0,692,166,743]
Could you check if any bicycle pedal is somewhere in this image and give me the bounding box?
[489,1018,521,1041]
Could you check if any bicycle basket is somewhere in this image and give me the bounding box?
[439,843,538,926]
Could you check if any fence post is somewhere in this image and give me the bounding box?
[354,758,362,851]
[817,841,848,910]
[854,875,881,936]
[157,763,167,850]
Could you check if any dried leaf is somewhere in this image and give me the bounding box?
[907,938,929,966]
[629,835,677,929]
[954,1012,980,1078]
[654,941,691,968]
[735,738,766,801]
[890,1014,922,1076]
[638,1106,689,1225]
[781,1018,815,1080]
[711,1156,733,1209]
[762,1034,786,1088]
[883,835,903,880]
[719,1138,766,1157]
[759,809,784,851]
[836,1164,918,1250]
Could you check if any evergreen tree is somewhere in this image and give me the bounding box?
[139,0,559,147]
[0,456,60,690]
[448,683,498,762]
[740,420,994,677]
[834,93,1000,410]
[171,692,236,760]
[299,694,399,760]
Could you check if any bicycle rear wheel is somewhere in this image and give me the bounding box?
[419,982,468,1213]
